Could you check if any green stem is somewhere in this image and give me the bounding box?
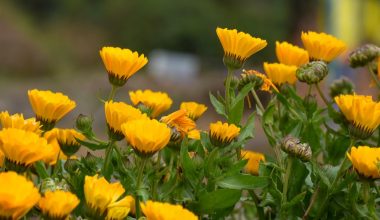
[282,156,294,204]
[249,190,265,220]
[225,68,234,114]
[152,151,162,200]
[135,157,148,219]
[108,85,118,101]
[368,66,380,90]
[251,89,265,112]
[307,84,313,97]
[102,140,115,180]
[315,83,329,106]
[303,185,320,220]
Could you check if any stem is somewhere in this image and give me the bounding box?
[249,190,265,220]
[368,66,380,90]
[303,185,320,220]
[282,156,294,204]
[102,140,115,180]
[108,85,118,101]
[225,68,234,114]
[307,84,313,97]
[251,89,265,112]
[135,157,148,219]
[152,151,162,200]
[315,83,329,106]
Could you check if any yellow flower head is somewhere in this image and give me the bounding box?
[84,175,125,216]
[347,146,380,179]
[0,111,41,134]
[105,101,148,140]
[0,150,4,168]
[38,190,80,219]
[263,62,298,86]
[275,41,309,66]
[188,129,201,140]
[216,27,267,69]
[161,109,196,141]
[141,200,198,220]
[335,94,380,139]
[0,128,54,170]
[0,171,40,219]
[209,121,240,147]
[241,150,265,175]
[28,89,76,129]
[242,69,279,93]
[129,89,173,118]
[44,128,85,157]
[180,102,208,121]
[301,31,346,62]
[106,196,135,220]
[121,118,171,156]
[100,47,148,87]
[43,130,69,165]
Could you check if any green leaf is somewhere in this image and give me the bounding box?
[180,139,198,186]
[238,112,256,141]
[197,189,241,213]
[282,191,306,210]
[210,92,227,117]
[262,103,277,146]
[217,174,269,190]
[228,96,244,125]
[34,161,49,179]
[287,158,309,199]
[231,83,253,107]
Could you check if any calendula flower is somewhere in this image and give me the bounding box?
[242,70,279,93]
[28,89,76,130]
[188,129,201,140]
[106,196,135,220]
[84,175,125,217]
[301,31,346,62]
[216,27,267,69]
[180,102,207,121]
[0,128,54,172]
[241,150,265,175]
[38,190,80,220]
[44,128,85,157]
[263,62,298,86]
[105,101,148,141]
[100,46,148,87]
[209,121,240,147]
[43,130,69,165]
[0,111,41,134]
[347,146,380,179]
[141,200,198,220]
[335,94,380,139]
[0,150,3,168]
[121,118,171,157]
[161,110,196,142]
[275,41,309,66]
[129,89,173,118]
[0,171,40,219]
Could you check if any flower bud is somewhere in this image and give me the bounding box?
[349,44,380,68]
[329,77,354,98]
[224,75,240,90]
[83,152,99,169]
[296,61,328,84]
[64,158,80,173]
[238,72,264,91]
[40,178,70,194]
[281,136,312,162]
[76,114,93,133]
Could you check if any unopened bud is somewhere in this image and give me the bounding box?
[84,152,99,168]
[349,44,380,68]
[76,114,93,133]
[64,158,80,173]
[296,61,328,84]
[329,77,354,98]
[224,75,240,90]
[40,178,70,194]
[281,136,312,162]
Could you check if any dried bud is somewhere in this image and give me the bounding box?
[296,61,328,84]
[281,136,312,162]
[329,77,355,98]
[40,178,70,194]
[224,75,240,90]
[349,44,380,68]
[238,73,264,91]
[76,114,93,133]
[64,158,80,173]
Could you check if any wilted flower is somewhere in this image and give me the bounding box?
[141,200,198,220]
[216,27,267,69]
[263,62,298,86]
[180,102,207,121]
[238,70,264,91]
[241,150,265,175]
[45,128,85,157]
[275,41,309,66]
[329,77,355,98]
[209,121,240,147]
[161,109,196,142]
[281,136,312,162]
[39,190,80,220]
[335,94,380,139]
[349,44,380,68]
[296,61,328,84]
[100,46,148,87]
[242,69,279,93]
[28,89,76,130]
[129,89,173,118]
[106,196,135,220]
[347,146,380,179]
[0,111,41,134]
[0,171,40,219]
[121,118,171,157]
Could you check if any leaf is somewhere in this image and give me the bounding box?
[34,161,49,179]
[282,191,307,210]
[238,112,256,141]
[196,189,241,213]
[210,92,227,117]
[231,83,253,107]
[228,97,244,125]
[180,139,198,186]
[217,174,269,190]
[287,158,309,199]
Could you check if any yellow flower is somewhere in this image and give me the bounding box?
[188,129,201,140]
[242,70,279,93]
[0,111,41,134]
[105,101,148,141]
[43,130,68,165]
[0,150,3,168]
[100,46,148,87]
[129,89,173,118]
[28,89,76,130]
[263,62,298,86]
[0,128,54,171]
[44,128,85,157]
[0,171,40,219]
[301,31,346,62]
[335,94,380,139]
[84,175,125,217]
[106,196,135,220]
[241,150,265,175]
[216,27,267,69]
[275,41,309,66]
[161,109,196,141]
[180,102,207,121]
[38,190,80,219]
[209,121,240,147]
[121,118,171,156]
[347,146,380,179]
[141,200,198,220]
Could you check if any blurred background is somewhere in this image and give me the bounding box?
[0,0,379,152]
